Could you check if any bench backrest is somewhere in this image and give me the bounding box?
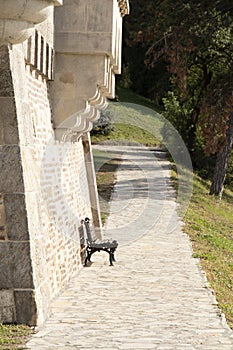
[81,217,96,243]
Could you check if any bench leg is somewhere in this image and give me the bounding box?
[109,248,117,266]
[85,246,117,266]
[84,247,94,266]
[112,250,116,262]
[84,255,90,266]
[109,251,114,266]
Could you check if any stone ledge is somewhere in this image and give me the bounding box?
[0,0,57,45]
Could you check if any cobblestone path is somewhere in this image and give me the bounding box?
[26,146,233,350]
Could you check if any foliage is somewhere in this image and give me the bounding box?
[91,110,114,136]
[162,91,191,144]
[120,1,171,102]
[123,0,233,195]
[199,76,233,156]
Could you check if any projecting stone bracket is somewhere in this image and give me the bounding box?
[51,0,129,141]
[54,87,108,141]
[51,53,115,141]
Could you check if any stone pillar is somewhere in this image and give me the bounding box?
[0,44,36,324]
[51,0,129,139]
[51,0,129,235]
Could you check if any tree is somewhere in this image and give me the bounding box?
[121,0,171,101]
[209,112,233,197]
[123,0,233,196]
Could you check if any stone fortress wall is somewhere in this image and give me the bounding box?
[0,0,129,326]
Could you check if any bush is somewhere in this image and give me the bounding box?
[91,110,114,136]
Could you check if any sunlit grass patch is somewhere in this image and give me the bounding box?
[184,173,233,328]
[0,324,32,350]
[91,123,159,146]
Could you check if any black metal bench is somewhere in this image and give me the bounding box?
[81,217,118,266]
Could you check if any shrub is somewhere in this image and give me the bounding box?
[91,110,114,136]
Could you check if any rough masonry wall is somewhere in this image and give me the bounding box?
[0,40,93,325]
[0,0,128,327]
[20,45,92,325]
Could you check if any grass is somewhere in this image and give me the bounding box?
[0,324,32,350]
[92,86,164,147]
[183,175,233,328]
[116,86,163,113]
[91,123,159,146]
[171,158,233,328]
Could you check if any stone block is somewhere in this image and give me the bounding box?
[14,290,37,326]
[4,194,29,241]
[0,97,19,145]
[0,145,24,193]
[0,45,14,97]
[0,242,34,289]
[0,289,16,323]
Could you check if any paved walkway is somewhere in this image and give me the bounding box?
[26,146,233,350]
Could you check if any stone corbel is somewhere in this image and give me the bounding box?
[0,0,63,45]
[51,52,115,141]
[54,87,108,142]
[52,0,129,141]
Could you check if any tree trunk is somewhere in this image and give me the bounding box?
[209,112,233,197]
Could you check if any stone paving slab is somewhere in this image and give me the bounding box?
[26,146,233,349]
